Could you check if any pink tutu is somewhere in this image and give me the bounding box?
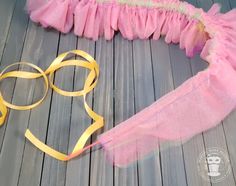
[26,0,236,166]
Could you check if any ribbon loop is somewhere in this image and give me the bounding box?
[0,62,49,110]
[0,50,104,161]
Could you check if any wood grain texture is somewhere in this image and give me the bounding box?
[0,0,28,152]
[200,0,236,185]
[0,0,235,186]
[224,0,236,184]
[151,37,174,186]
[89,38,114,186]
[17,25,60,186]
[40,33,76,186]
[180,1,211,186]
[0,0,17,60]
[223,0,236,184]
[158,42,189,186]
[229,0,236,8]
[0,22,59,186]
[133,39,162,186]
[114,33,138,186]
[65,38,96,186]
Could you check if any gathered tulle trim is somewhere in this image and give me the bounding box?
[27,0,236,63]
[27,0,75,33]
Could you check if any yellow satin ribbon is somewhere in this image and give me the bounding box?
[0,50,104,161]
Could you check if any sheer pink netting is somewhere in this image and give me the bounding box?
[26,0,236,166]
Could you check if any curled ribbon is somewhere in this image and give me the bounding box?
[0,50,104,161]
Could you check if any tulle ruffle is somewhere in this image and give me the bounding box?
[26,0,236,59]
[27,0,77,33]
[26,0,236,166]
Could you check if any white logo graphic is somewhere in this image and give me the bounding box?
[197,147,231,183]
[207,155,221,177]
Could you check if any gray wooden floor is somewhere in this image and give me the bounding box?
[0,0,236,185]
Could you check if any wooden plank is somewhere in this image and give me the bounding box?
[151,38,176,186]
[89,39,114,186]
[224,0,236,183]
[132,39,162,186]
[39,33,77,186]
[18,32,76,186]
[151,38,174,97]
[0,0,17,60]
[0,0,234,186]
[0,21,59,186]
[180,0,236,185]
[113,33,138,186]
[203,125,236,185]
[199,0,236,185]
[0,0,29,151]
[151,33,207,186]
[65,38,95,186]
[154,42,188,186]
[179,1,211,186]
[182,34,210,186]
[229,0,236,8]
[187,0,235,184]
[223,112,236,185]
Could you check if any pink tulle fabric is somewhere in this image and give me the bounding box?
[26,0,210,57]
[26,0,236,166]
